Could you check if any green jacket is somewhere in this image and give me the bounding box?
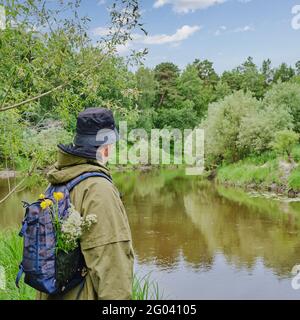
[37,149,134,300]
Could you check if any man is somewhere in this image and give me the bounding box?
[38,108,134,300]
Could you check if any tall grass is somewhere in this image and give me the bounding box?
[217,158,280,186]
[132,273,163,300]
[0,231,35,300]
[0,230,163,300]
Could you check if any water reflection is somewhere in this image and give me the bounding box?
[1,169,300,298]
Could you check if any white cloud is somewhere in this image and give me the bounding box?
[92,27,110,37]
[215,25,226,36]
[141,25,201,44]
[153,0,226,13]
[91,24,200,56]
[214,24,254,36]
[233,25,254,32]
[92,24,200,45]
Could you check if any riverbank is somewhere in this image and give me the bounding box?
[215,146,300,197]
[0,230,162,300]
[1,146,300,199]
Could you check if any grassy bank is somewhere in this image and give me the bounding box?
[216,146,300,195]
[0,230,162,300]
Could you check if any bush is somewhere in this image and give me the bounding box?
[20,123,73,170]
[288,167,300,190]
[271,130,299,161]
[237,105,293,155]
[202,91,260,165]
[264,82,300,133]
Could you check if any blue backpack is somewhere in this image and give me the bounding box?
[15,172,112,296]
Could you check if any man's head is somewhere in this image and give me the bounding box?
[73,108,118,164]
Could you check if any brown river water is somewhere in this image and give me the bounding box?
[1,169,300,299]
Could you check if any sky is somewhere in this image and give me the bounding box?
[82,0,300,73]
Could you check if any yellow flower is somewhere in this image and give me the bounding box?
[39,194,45,199]
[40,201,48,210]
[40,199,53,210]
[45,199,53,207]
[53,192,64,202]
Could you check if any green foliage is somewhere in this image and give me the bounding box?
[22,124,72,169]
[273,63,295,83]
[263,82,300,133]
[154,62,180,108]
[271,130,299,159]
[193,59,219,86]
[202,91,261,164]
[177,64,212,118]
[0,110,25,168]
[132,274,164,300]
[154,104,198,130]
[217,157,280,187]
[0,230,35,300]
[136,67,157,109]
[288,166,300,190]
[291,145,300,162]
[237,105,293,155]
[221,57,267,99]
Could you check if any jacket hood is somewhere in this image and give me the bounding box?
[47,148,111,185]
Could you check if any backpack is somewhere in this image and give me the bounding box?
[15,172,112,296]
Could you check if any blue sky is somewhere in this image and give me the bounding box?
[83,0,300,73]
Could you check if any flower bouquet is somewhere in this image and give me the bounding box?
[39,192,97,288]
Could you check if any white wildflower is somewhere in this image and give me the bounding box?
[56,203,98,253]
[61,208,83,239]
[83,214,98,229]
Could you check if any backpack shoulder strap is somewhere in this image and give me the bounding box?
[66,172,113,192]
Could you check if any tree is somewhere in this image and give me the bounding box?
[296,61,300,75]
[238,57,266,99]
[261,59,274,85]
[273,63,295,83]
[264,82,300,133]
[154,62,180,108]
[202,91,261,165]
[222,57,268,99]
[193,59,219,86]
[0,0,146,115]
[237,105,293,155]
[271,130,299,162]
[0,0,146,175]
[176,64,211,118]
[135,67,157,109]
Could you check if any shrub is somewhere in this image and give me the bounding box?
[237,105,293,155]
[264,82,300,133]
[21,123,73,170]
[271,130,299,161]
[202,91,260,165]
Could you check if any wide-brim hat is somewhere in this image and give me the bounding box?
[74,107,119,147]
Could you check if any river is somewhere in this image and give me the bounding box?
[1,169,300,299]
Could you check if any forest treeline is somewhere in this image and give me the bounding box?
[0,0,300,174]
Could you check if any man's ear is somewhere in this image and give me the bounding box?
[104,145,109,157]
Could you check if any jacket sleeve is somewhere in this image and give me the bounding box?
[82,241,134,300]
[74,178,134,300]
